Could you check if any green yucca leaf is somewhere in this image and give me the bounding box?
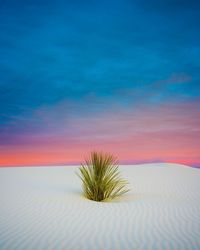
[77,151,130,202]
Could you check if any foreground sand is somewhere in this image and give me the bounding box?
[0,164,200,250]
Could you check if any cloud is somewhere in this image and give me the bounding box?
[0,0,200,166]
[153,73,191,85]
[0,99,199,166]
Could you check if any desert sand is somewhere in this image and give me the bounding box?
[0,163,200,250]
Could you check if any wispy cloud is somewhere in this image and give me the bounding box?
[0,99,199,166]
[0,0,199,166]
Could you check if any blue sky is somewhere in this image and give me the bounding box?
[0,0,200,166]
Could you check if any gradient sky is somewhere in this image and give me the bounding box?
[0,0,200,167]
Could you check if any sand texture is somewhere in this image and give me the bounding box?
[0,164,200,250]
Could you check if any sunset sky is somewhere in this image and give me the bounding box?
[0,0,200,167]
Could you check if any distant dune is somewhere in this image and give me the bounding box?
[0,164,200,250]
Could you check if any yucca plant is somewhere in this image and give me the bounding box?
[77,151,129,202]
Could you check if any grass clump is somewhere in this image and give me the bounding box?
[77,151,129,202]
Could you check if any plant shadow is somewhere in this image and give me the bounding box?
[110,192,168,203]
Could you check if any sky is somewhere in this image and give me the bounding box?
[0,0,200,167]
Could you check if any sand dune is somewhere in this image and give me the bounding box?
[0,164,200,250]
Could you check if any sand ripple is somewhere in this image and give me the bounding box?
[0,164,200,250]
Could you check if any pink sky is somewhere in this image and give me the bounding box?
[0,100,199,167]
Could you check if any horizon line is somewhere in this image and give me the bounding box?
[0,161,199,168]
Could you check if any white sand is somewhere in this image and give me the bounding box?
[0,163,200,250]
